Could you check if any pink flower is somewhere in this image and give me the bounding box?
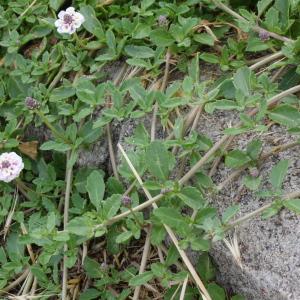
[55,7,85,35]
[0,152,24,183]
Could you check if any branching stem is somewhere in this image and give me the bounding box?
[228,190,300,228]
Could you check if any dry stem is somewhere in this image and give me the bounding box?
[228,190,300,228]
[62,151,74,300]
[117,143,212,300]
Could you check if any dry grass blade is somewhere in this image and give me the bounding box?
[223,231,242,269]
[62,151,74,300]
[3,188,18,240]
[117,143,212,300]
[179,275,189,300]
[132,226,152,300]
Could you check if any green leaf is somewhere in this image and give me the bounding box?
[199,53,219,63]
[102,194,121,219]
[270,160,289,189]
[207,283,225,300]
[196,253,216,282]
[222,205,240,223]
[86,171,105,210]
[151,225,166,245]
[262,203,281,219]
[126,58,152,70]
[79,289,102,300]
[233,67,251,96]
[191,238,210,251]
[76,79,96,105]
[49,0,65,10]
[129,271,154,286]
[153,207,187,230]
[279,67,300,90]
[46,212,56,232]
[246,37,270,52]
[80,5,105,40]
[67,216,94,237]
[194,33,215,46]
[165,245,180,266]
[268,105,300,128]
[49,86,75,102]
[178,187,205,210]
[225,150,251,168]
[124,45,155,58]
[116,231,133,244]
[150,29,174,47]
[243,175,262,190]
[283,199,300,214]
[246,139,262,160]
[264,7,280,31]
[83,257,103,278]
[145,141,172,181]
[257,0,273,16]
[40,141,71,152]
[106,29,116,52]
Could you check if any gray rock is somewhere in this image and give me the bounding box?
[195,111,300,300]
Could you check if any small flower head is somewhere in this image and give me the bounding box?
[259,29,270,41]
[25,97,40,110]
[157,15,169,27]
[121,195,132,208]
[249,167,259,178]
[55,7,85,35]
[0,152,24,183]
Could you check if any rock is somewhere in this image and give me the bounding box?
[195,110,300,300]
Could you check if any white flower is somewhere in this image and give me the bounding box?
[0,152,24,183]
[55,7,85,35]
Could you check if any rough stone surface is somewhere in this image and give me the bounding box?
[195,110,300,300]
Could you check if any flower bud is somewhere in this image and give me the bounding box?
[122,195,132,207]
[259,30,270,41]
[249,167,259,178]
[25,97,40,110]
[158,15,168,27]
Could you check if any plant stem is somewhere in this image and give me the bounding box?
[129,206,144,228]
[217,141,300,191]
[62,151,74,300]
[227,190,300,228]
[117,143,212,300]
[106,124,119,180]
[132,226,152,300]
[179,275,189,300]
[212,0,293,43]
[249,51,284,71]
[48,62,67,91]
[179,84,300,185]
[20,0,37,18]
[0,269,30,296]
[100,84,300,228]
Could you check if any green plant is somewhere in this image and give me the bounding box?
[1,0,300,299]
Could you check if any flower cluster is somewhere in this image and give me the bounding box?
[259,29,270,41]
[55,7,85,35]
[157,15,169,27]
[25,97,40,110]
[0,152,24,183]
